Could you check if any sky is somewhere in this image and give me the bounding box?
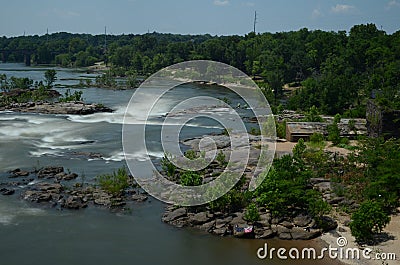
[0,0,399,37]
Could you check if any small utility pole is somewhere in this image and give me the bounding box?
[46,28,49,44]
[104,26,107,66]
[253,11,257,33]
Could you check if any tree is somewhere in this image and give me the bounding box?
[305,105,324,122]
[44,70,57,89]
[350,200,391,243]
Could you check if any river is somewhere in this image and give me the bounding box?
[0,63,343,265]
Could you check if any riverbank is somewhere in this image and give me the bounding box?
[319,210,400,265]
[161,133,399,265]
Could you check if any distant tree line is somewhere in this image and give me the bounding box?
[1,23,399,115]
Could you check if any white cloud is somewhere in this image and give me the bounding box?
[386,0,400,9]
[312,8,322,18]
[245,2,255,7]
[213,0,229,6]
[331,4,355,13]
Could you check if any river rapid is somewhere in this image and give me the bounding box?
[0,63,342,265]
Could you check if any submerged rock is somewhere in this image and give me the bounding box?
[0,188,15,195]
[38,167,64,179]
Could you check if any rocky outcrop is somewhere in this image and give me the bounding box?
[0,166,148,211]
[162,206,332,240]
[0,102,113,115]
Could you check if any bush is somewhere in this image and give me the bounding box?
[97,167,130,196]
[184,150,197,160]
[350,200,391,243]
[180,171,202,186]
[59,89,83,102]
[161,153,176,178]
[327,122,341,145]
[249,127,261,135]
[216,150,227,166]
[304,105,324,122]
[309,132,324,143]
[276,120,287,139]
[244,203,260,222]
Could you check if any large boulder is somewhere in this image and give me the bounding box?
[37,183,63,193]
[162,208,187,223]
[64,196,87,209]
[190,212,211,225]
[256,213,271,227]
[293,214,312,227]
[290,227,321,240]
[318,216,338,232]
[38,167,64,179]
[23,190,52,202]
[255,229,276,239]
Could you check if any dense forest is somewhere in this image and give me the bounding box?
[1,23,399,115]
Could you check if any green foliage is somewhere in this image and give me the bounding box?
[254,154,315,217]
[2,23,398,113]
[333,113,341,124]
[293,138,306,159]
[184,150,198,160]
[356,138,400,212]
[304,106,324,122]
[348,119,356,131]
[249,127,261,135]
[221,128,232,136]
[59,89,83,102]
[0,74,33,91]
[309,132,325,143]
[95,72,117,88]
[207,177,252,213]
[180,171,202,186]
[350,200,391,242]
[219,97,231,105]
[44,70,57,89]
[244,203,260,222]
[216,150,227,166]
[97,167,130,196]
[161,153,176,178]
[307,190,331,217]
[276,120,287,139]
[10,76,33,89]
[327,122,341,145]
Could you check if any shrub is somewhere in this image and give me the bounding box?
[59,89,83,102]
[249,127,261,135]
[216,150,227,166]
[180,171,202,186]
[161,153,176,178]
[97,167,130,196]
[276,120,287,139]
[244,203,260,222]
[184,150,197,160]
[304,105,324,122]
[350,200,391,243]
[310,132,325,144]
[327,122,341,145]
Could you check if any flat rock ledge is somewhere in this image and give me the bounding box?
[0,101,113,115]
